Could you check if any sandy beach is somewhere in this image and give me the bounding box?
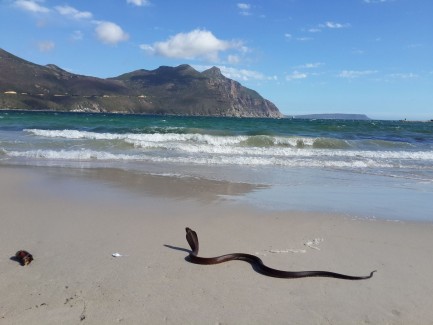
[1,165,433,324]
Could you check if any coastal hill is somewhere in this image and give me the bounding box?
[292,113,371,120]
[0,48,282,118]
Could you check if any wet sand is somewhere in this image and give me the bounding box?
[1,166,433,324]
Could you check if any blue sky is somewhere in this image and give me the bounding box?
[1,0,432,120]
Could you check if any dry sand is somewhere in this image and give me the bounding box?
[1,166,433,324]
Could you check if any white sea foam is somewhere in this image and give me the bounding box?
[6,149,143,161]
[25,129,248,145]
[24,128,323,148]
[26,129,127,141]
[17,129,433,168]
[3,148,397,169]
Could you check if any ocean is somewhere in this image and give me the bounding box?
[1,110,432,221]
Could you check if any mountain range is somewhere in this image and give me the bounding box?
[0,48,281,118]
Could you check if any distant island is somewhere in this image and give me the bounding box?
[290,113,371,120]
[0,48,282,118]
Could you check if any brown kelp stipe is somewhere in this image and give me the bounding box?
[185,227,376,280]
[15,250,33,266]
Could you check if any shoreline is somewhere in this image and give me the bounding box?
[1,165,433,324]
[2,161,431,223]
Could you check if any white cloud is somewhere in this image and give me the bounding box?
[296,62,323,69]
[126,0,151,6]
[95,21,129,45]
[37,40,55,52]
[139,44,154,53]
[55,5,92,20]
[237,3,251,10]
[388,73,418,79]
[140,29,243,62]
[14,0,50,13]
[303,21,349,35]
[220,66,269,81]
[195,65,275,82]
[286,71,307,81]
[364,0,394,3]
[338,70,377,78]
[320,21,351,29]
[287,33,315,42]
[237,3,252,15]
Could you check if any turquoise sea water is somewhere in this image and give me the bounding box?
[1,110,432,221]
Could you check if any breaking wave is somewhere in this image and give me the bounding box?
[3,128,432,170]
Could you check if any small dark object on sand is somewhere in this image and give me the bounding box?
[15,250,33,266]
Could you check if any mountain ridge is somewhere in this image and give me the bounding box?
[0,48,282,118]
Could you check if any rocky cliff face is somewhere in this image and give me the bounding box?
[0,48,282,118]
[199,67,280,117]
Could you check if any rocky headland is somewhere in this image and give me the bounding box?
[0,48,282,118]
